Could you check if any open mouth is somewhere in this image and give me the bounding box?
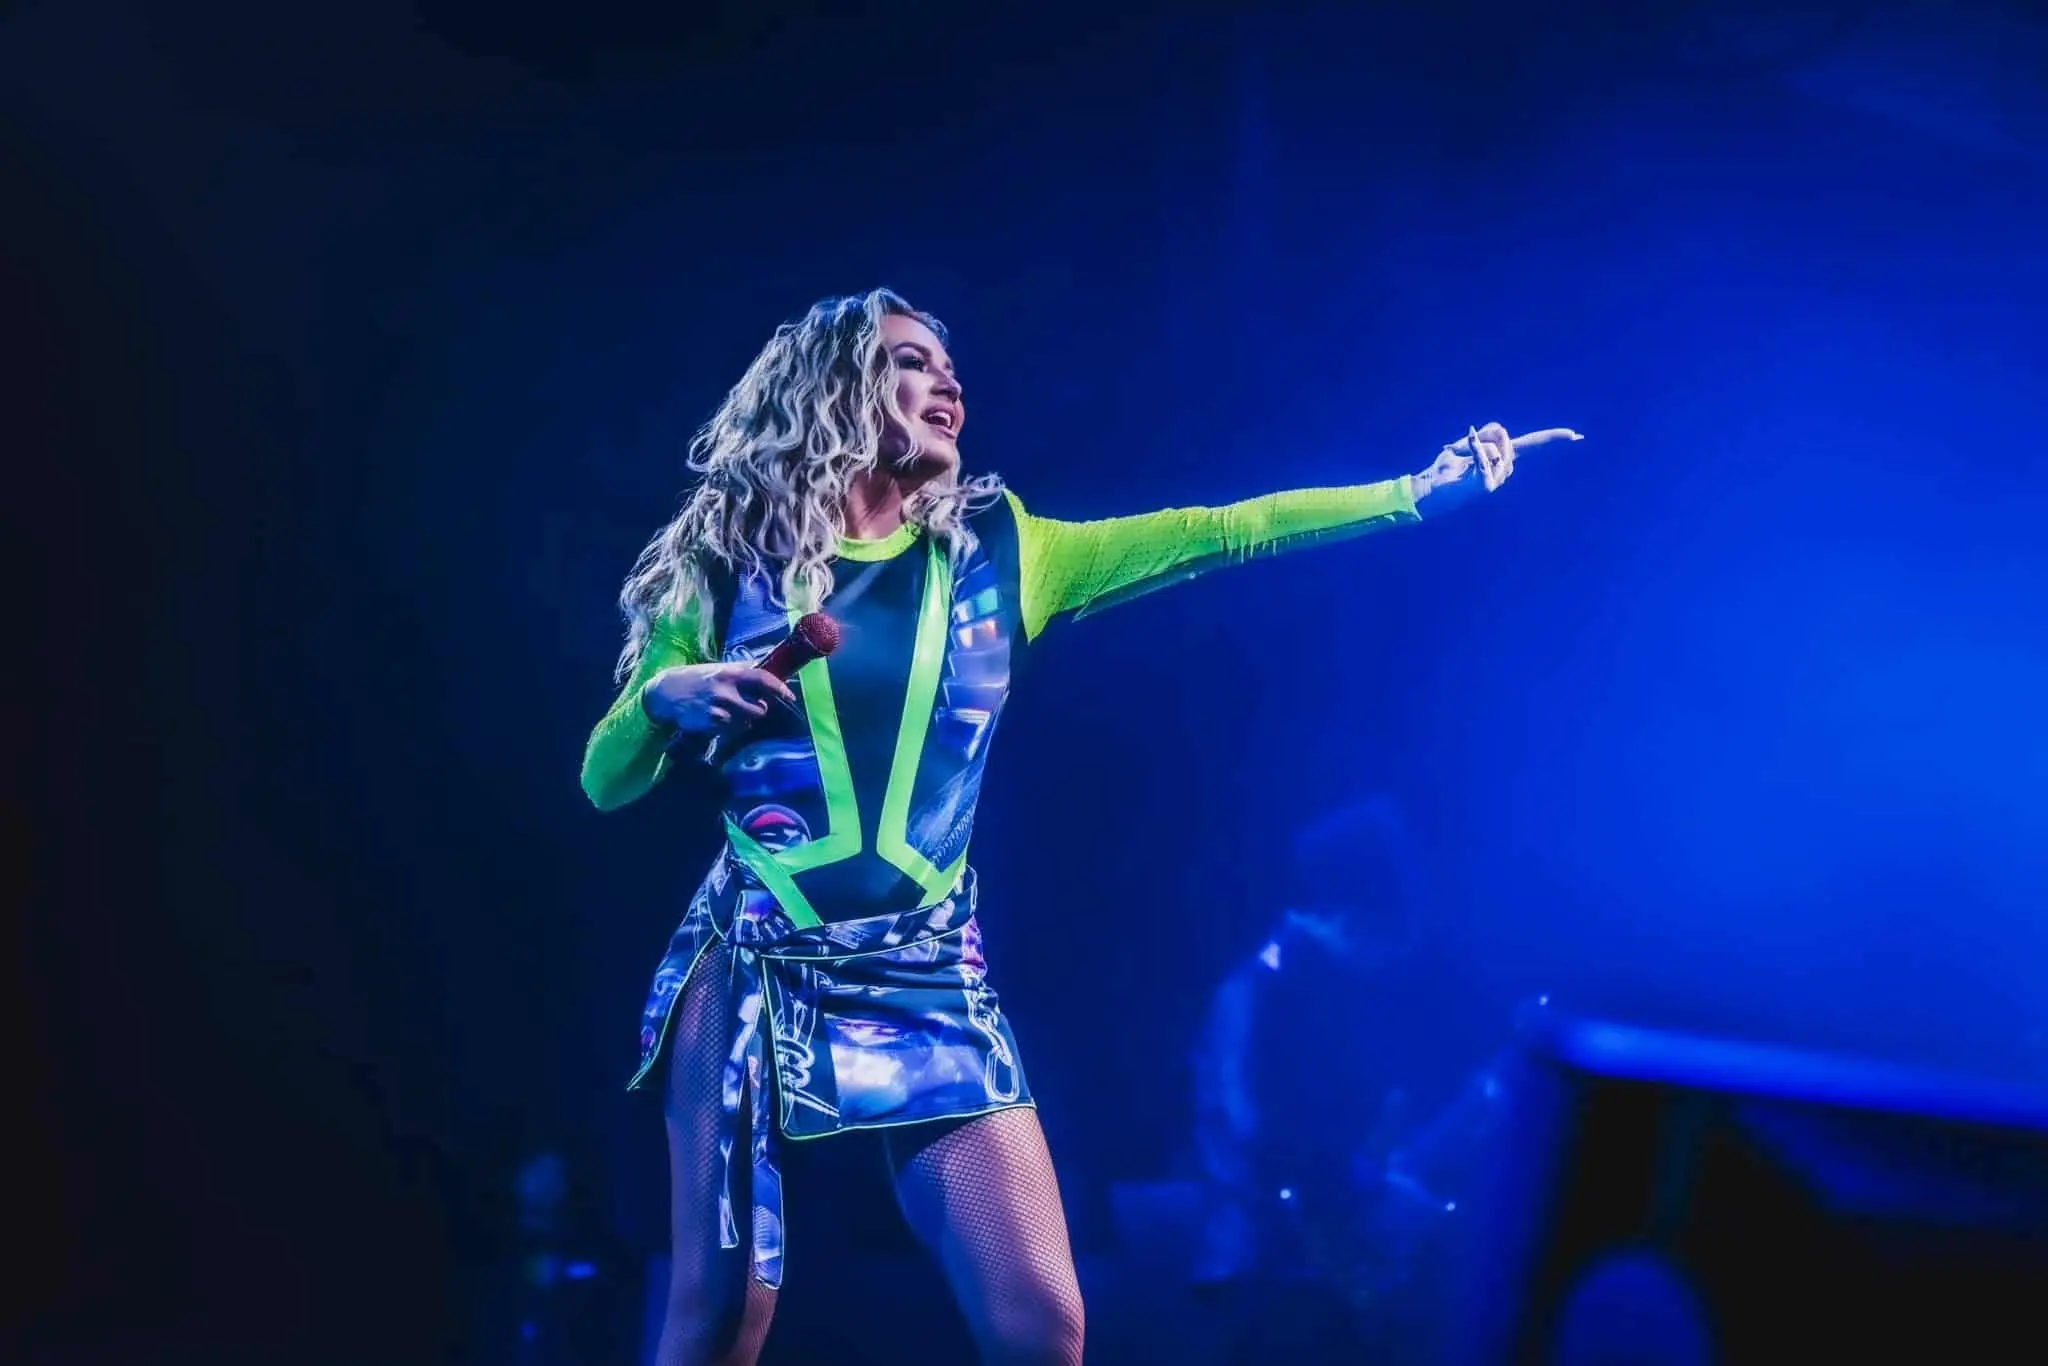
[921,407,959,437]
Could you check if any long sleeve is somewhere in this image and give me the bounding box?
[1008,478,1419,640]
[580,612,710,812]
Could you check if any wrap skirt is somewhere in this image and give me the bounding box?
[627,848,1034,1287]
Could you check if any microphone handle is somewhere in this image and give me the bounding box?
[758,639,821,682]
[702,642,819,766]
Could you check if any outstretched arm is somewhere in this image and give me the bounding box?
[580,614,707,812]
[1011,479,1418,640]
[1012,424,1580,639]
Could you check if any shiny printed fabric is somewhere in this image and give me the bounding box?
[629,851,1032,1287]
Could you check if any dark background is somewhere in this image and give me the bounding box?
[12,1,2047,1361]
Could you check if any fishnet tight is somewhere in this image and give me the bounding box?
[888,1106,1087,1365]
[652,945,776,1366]
[651,944,1084,1366]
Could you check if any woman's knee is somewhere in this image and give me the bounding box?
[975,1266,1085,1365]
[658,1269,773,1366]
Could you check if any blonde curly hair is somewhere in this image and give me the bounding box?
[616,288,1001,676]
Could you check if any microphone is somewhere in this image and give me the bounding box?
[758,611,842,683]
[696,612,841,768]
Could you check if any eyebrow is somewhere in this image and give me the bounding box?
[890,340,957,375]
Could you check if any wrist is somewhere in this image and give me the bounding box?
[637,678,675,731]
[1407,471,1435,505]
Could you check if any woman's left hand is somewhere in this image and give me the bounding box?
[1411,423,1581,514]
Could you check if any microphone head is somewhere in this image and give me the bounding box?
[791,611,842,658]
[758,611,844,685]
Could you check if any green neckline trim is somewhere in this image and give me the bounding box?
[837,522,921,562]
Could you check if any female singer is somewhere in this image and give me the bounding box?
[582,287,1578,1365]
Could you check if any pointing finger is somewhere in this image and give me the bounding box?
[1509,428,1583,449]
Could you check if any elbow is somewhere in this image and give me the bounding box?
[581,754,662,813]
[579,739,609,810]
[581,772,619,812]
[579,755,635,813]
[580,710,672,813]
[582,768,649,814]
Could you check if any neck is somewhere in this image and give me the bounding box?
[843,470,912,541]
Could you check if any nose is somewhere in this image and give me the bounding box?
[931,371,961,401]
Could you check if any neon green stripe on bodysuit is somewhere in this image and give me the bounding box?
[771,599,863,874]
[875,538,970,905]
[1007,479,1420,641]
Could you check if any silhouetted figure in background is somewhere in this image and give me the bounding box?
[1188,795,1523,1361]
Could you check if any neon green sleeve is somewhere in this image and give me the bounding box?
[1009,478,1420,639]
[580,610,711,812]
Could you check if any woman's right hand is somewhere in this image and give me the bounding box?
[641,663,797,735]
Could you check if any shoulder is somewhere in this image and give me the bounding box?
[957,476,1023,519]
[974,487,1054,543]
[958,480,1028,537]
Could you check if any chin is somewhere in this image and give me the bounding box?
[899,444,961,483]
